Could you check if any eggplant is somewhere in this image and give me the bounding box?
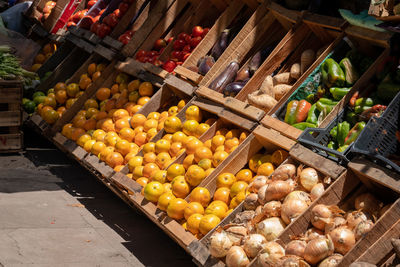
[197,56,215,76]
[235,67,250,82]
[223,80,248,96]
[211,29,229,60]
[209,61,239,93]
[248,51,262,76]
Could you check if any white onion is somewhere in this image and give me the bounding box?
[258,184,269,205]
[244,193,259,210]
[354,220,374,240]
[255,205,263,217]
[271,164,296,181]
[243,234,267,258]
[354,193,380,215]
[265,180,294,202]
[325,216,347,234]
[257,217,286,241]
[281,199,309,225]
[225,225,248,246]
[305,228,324,241]
[318,254,343,267]
[346,211,370,230]
[303,236,334,265]
[262,201,282,218]
[249,176,268,193]
[311,204,332,230]
[300,168,319,192]
[257,241,285,266]
[209,231,233,258]
[284,191,311,204]
[310,183,325,201]
[226,246,250,267]
[279,255,311,266]
[285,240,307,257]
[328,226,356,255]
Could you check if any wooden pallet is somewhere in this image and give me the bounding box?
[189,142,346,266]
[261,24,392,140]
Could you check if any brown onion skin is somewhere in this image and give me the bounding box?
[262,201,282,218]
[329,226,356,255]
[285,240,307,257]
[271,164,296,181]
[311,204,332,230]
[265,180,294,202]
[281,199,308,225]
[303,236,334,265]
[354,193,380,215]
[354,220,374,240]
[225,246,250,267]
[244,193,259,210]
[318,254,343,267]
[346,211,370,230]
[249,176,268,193]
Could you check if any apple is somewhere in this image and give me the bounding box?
[190,36,201,48]
[173,39,185,50]
[192,26,203,37]
[154,39,167,50]
[163,60,177,72]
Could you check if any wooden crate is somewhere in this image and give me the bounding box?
[0,81,23,152]
[261,25,392,140]
[188,142,346,266]
[194,2,299,121]
[274,162,400,266]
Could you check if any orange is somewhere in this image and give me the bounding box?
[142,142,156,154]
[167,198,188,220]
[167,163,185,181]
[182,154,195,170]
[77,134,91,147]
[114,165,125,172]
[62,123,73,138]
[119,83,128,93]
[54,82,67,92]
[183,120,199,136]
[195,123,210,138]
[206,167,214,176]
[225,129,240,139]
[168,106,179,117]
[271,149,289,166]
[169,142,184,157]
[104,99,116,112]
[157,192,175,211]
[70,128,86,141]
[205,204,226,220]
[55,90,67,105]
[92,129,106,139]
[143,181,164,202]
[199,214,220,235]
[96,63,106,72]
[213,187,231,205]
[230,181,248,198]
[143,152,156,164]
[185,105,202,122]
[189,187,211,207]
[216,128,228,136]
[177,100,186,110]
[66,83,79,98]
[224,138,239,152]
[42,109,59,125]
[105,152,124,168]
[132,166,144,179]
[216,173,236,188]
[198,158,212,170]
[143,163,159,178]
[146,112,159,121]
[128,91,140,103]
[72,114,86,129]
[257,162,275,176]
[155,152,171,169]
[85,107,99,119]
[171,176,190,198]
[88,63,97,76]
[124,151,137,164]
[99,118,116,132]
[137,96,150,106]
[99,146,115,162]
[104,135,119,147]
[115,90,129,108]
[92,71,101,82]
[143,119,158,132]
[79,76,92,90]
[43,96,56,109]
[115,73,129,84]
[111,84,119,95]
[136,177,149,187]
[84,99,99,110]
[160,111,169,119]
[163,183,172,193]
[185,165,206,187]
[96,88,111,101]
[172,131,187,143]
[151,170,167,183]
[248,154,270,173]
[138,82,153,96]
[239,132,247,143]
[203,139,212,149]
[31,63,42,72]
[114,118,130,133]
[185,138,203,155]
[65,98,77,109]
[91,141,106,156]
[128,156,143,172]
[127,79,140,92]
[130,114,147,128]
[162,134,173,143]
[184,202,204,220]
[119,128,135,142]
[194,146,213,163]
[133,126,144,135]
[155,139,171,154]
[211,135,226,151]
[112,109,129,122]
[134,132,147,146]
[212,150,229,167]
[83,139,96,152]
[114,139,131,156]
[235,169,253,183]
[164,116,182,133]
[187,213,203,235]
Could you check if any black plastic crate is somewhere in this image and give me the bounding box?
[351,92,400,174]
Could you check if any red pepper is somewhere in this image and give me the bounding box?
[294,100,312,123]
[360,104,387,120]
[349,91,359,107]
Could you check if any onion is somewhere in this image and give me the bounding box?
[284,191,311,204]
[279,255,311,267]
[305,228,324,241]
[233,210,255,225]
[244,193,259,210]
[354,193,380,215]
[262,201,282,218]
[255,205,263,217]
[346,211,370,230]
[300,168,319,192]
[354,220,374,240]
[285,240,307,257]
[209,231,233,258]
[226,246,250,267]
[311,204,332,230]
[380,204,391,217]
[249,176,268,193]
[257,217,286,241]
[243,234,267,258]
[258,184,269,205]
[281,199,309,225]
[225,225,248,246]
[271,164,296,181]
[257,241,285,266]
[310,183,325,201]
[265,180,294,202]
[303,236,334,265]
[318,254,343,267]
[325,216,347,234]
[328,226,356,255]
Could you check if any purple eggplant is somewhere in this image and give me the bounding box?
[235,67,250,82]
[197,56,215,75]
[209,61,239,93]
[223,80,248,96]
[210,29,229,60]
[248,51,262,76]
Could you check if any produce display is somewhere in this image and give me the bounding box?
[208,161,332,264]
[38,1,56,23]
[0,46,38,84]
[135,26,209,73]
[31,42,57,72]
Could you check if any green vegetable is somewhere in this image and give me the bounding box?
[330,126,338,140]
[318,98,339,105]
[33,95,46,105]
[306,104,318,124]
[321,58,345,88]
[32,91,45,99]
[355,97,374,107]
[23,100,36,114]
[346,111,358,125]
[316,98,338,113]
[284,100,299,125]
[355,105,372,114]
[337,145,349,153]
[292,122,317,130]
[306,94,315,103]
[330,87,351,100]
[328,140,337,150]
[337,121,350,146]
[377,82,400,101]
[294,100,312,124]
[344,121,366,145]
[340,58,359,86]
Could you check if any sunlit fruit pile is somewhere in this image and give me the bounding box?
[135,26,209,73]
[36,62,106,125]
[207,161,334,265]
[31,43,57,72]
[65,0,97,29]
[62,72,163,171]
[38,1,56,23]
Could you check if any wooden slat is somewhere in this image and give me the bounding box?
[0,111,21,127]
[261,115,303,140]
[253,125,296,152]
[174,66,203,84]
[223,97,265,121]
[195,86,226,105]
[0,87,22,103]
[345,25,392,48]
[164,74,197,96]
[0,132,23,152]
[302,12,345,30]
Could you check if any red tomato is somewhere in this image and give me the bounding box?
[192,26,203,37]
[87,0,97,8]
[79,16,94,30]
[136,50,146,59]
[118,2,129,14]
[184,35,191,44]
[118,33,131,45]
[113,9,122,18]
[66,21,76,29]
[94,15,100,22]
[176,61,183,66]
[96,23,111,38]
[178,33,189,41]
[190,36,202,48]
[72,11,82,23]
[173,39,185,51]
[201,28,210,38]
[170,51,181,61]
[126,30,135,37]
[154,39,167,51]
[183,45,191,52]
[163,60,177,72]
[182,52,191,61]
[103,14,119,28]
[99,9,105,15]
[90,21,101,33]
[148,51,158,58]
[167,37,174,43]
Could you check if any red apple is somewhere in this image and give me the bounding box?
[136,50,146,59]
[96,23,111,38]
[192,26,203,37]
[163,60,177,72]
[190,36,201,48]
[178,33,189,41]
[183,45,191,52]
[118,2,129,14]
[167,37,174,43]
[173,39,185,51]
[201,28,209,38]
[154,39,167,51]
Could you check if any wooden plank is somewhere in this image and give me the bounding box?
[303,12,345,30]
[0,87,22,103]
[174,66,203,84]
[93,44,117,61]
[195,86,226,105]
[261,115,303,140]
[345,25,392,48]
[0,132,23,152]
[164,74,197,97]
[0,111,21,127]
[223,97,265,122]
[219,108,258,131]
[115,58,146,77]
[252,125,296,152]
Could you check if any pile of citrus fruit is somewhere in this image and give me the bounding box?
[31,42,57,72]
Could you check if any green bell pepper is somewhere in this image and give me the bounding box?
[321,58,345,88]
[355,97,374,107]
[330,87,351,100]
[340,58,359,86]
[330,126,338,140]
[337,121,350,146]
[337,145,349,153]
[355,105,372,114]
[306,104,318,124]
[284,100,299,125]
[292,122,317,130]
[316,98,338,113]
[344,121,366,145]
[346,111,358,126]
[328,140,337,150]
